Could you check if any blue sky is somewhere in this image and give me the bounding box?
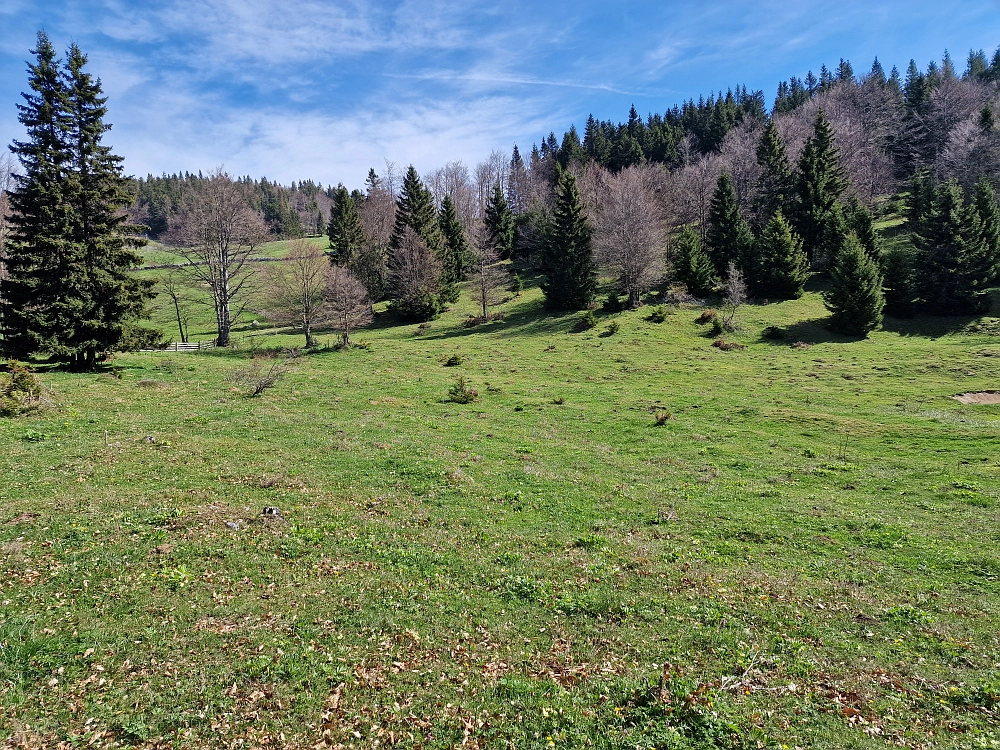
[2,1,999,188]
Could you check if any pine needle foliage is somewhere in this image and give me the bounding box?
[2,33,153,367]
[540,168,597,310]
[706,171,754,276]
[671,227,717,297]
[326,185,366,265]
[750,211,809,299]
[824,233,885,336]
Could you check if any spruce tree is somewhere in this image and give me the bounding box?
[390,165,442,254]
[972,177,1000,286]
[707,171,754,276]
[843,196,882,262]
[540,168,597,310]
[754,120,794,225]
[388,166,448,317]
[3,33,152,366]
[438,195,473,285]
[63,43,154,365]
[750,211,809,299]
[326,184,365,265]
[824,233,885,336]
[794,109,849,267]
[912,180,988,314]
[2,31,75,359]
[484,183,515,259]
[672,227,716,297]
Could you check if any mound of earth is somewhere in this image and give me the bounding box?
[953,391,1000,404]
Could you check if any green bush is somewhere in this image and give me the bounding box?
[572,311,597,332]
[447,376,478,404]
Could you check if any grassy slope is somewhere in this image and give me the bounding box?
[1,275,1000,749]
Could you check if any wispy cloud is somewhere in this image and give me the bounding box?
[2,0,999,186]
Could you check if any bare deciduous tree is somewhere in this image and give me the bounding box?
[425,161,477,228]
[594,166,666,307]
[470,223,510,320]
[167,169,268,347]
[261,241,330,348]
[159,270,193,343]
[721,262,748,330]
[327,265,373,347]
[0,154,17,290]
[475,150,509,214]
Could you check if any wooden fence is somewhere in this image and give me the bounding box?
[141,341,216,352]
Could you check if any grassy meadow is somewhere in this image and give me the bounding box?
[2,252,1000,748]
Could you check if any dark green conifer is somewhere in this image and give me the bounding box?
[824,233,885,336]
[972,177,1000,286]
[484,183,515,260]
[438,195,473,284]
[707,171,754,276]
[750,211,809,299]
[671,227,716,297]
[3,33,153,366]
[912,179,989,313]
[843,196,882,262]
[540,168,597,310]
[2,32,75,359]
[754,120,794,225]
[327,185,366,265]
[390,165,442,254]
[793,109,849,267]
[63,43,154,364]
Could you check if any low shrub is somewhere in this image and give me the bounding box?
[654,409,674,425]
[712,339,745,351]
[602,293,625,312]
[572,311,597,332]
[226,357,293,397]
[646,306,668,323]
[507,274,523,296]
[0,362,45,417]
[447,376,478,404]
[444,354,463,367]
[695,309,718,324]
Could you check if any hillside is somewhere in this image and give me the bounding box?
[2,277,999,748]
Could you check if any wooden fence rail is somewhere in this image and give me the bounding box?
[140,341,216,353]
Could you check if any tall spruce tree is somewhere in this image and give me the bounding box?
[540,167,597,310]
[754,120,794,226]
[2,32,75,358]
[2,33,152,366]
[706,171,754,276]
[972,177,1000,287]
[484,183,515,259]
[388,166,449,317]
[63,43,154,365]
[390,165,442,253]
[794,109,849,267]
[672,227,717,297]
[824,233,885,336]
[843,196,883,262]
[912,179,990,313]
[750,211,809,299]
[438,195,473,285]
[326,184,365,265]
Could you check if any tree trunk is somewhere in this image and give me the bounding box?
[171,295,187,342]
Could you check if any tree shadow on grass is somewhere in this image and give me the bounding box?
[880,313,988,338]
[755,317,861,346]
[418,296,578,342]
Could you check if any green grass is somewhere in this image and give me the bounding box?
[2,274,1000,748]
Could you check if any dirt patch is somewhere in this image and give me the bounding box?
[953,391,1000,405]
